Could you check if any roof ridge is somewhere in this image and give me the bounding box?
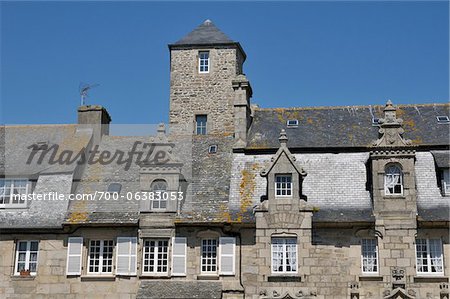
[254,102,450,111]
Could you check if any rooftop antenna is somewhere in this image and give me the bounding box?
[79,82,99,106]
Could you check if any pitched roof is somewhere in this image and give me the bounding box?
[247,103,450,149]
[172,19,235,46]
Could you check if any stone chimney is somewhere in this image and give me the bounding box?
[232,74,252,149]
[77,105,111,144]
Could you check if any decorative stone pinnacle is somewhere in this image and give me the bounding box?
[372,100,412,147]
[204,19,212,25]
[157,123,166,137]
[279,129,288,146]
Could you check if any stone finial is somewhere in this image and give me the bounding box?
[279,129,288,146]
[157,123,166,135]
[372,100,412,147]
[204,19,212,25]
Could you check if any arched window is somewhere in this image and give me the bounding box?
[151,179,167,210]
[384,164,403,195]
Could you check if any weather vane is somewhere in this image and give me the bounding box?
[79,82,99,106]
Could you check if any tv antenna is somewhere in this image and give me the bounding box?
[79,82,99,106]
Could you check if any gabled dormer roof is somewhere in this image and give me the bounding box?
[260,130,307,177]
[173,19,234,45]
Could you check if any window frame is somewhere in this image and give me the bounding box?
[14,240,39,276]
[0,179,30,209]
[150,179,168,211]
[415,238,444,276]
[361,239,379,275]
[200,238,218,275]
[271,237,298,275]
[440,168,450,196]
[384,164,404,196]
[87,239,114,275]
[275,174,293,198]
[142,239,170,276]
[195,115,207,135]
[198,51,210,73]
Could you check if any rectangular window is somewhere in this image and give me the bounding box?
[0,179,29,208]
[196,115,207,135]
[275,175,292,197]
[143,239,169,275]
[271,238,297,274]
[15,240,39,275]
[361,239,378,274]
[199,51,209,73]
[201,239,218,274]
[416,239,444,275]
[88,240,114,274]
[441,168,450,196]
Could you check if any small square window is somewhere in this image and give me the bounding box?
[286,119,298,127]
[196,115,207,135]
[208,145,218,154]
[275,175,292,197]
[437,116,450,124]
[371,118,379,126]
[199,51,210,73]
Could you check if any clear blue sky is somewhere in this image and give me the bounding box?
[1,1,449,124]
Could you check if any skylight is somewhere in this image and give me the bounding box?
[436,116,450,124]
[372,118,380,126]
[286,119,299,127]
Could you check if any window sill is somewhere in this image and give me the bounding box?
[197,275,219,280]
[11,275,35,281]
[414,276,448,283]
[359,275,383,282]
[140,274,170,279]
[268,276,301,282]
[81,275,116,281]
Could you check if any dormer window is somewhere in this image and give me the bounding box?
[151,179,167,210]
[436,116,450,124]
[384,164,403,195]
[199,51,209,73]
[275,174,292,197]
[0,179,29,208]
[286,119,298,128]
[371,118,379,126]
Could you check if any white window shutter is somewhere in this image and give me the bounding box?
[219,237,236,275]
[66,237,83,275]
[171,237,187,276]
[116,237,137,275]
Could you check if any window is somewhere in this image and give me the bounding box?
[286,119,299,127]
[440,168,450,196]
[143,239,169,275]
[151,180,167,210]
[437,116,450,124]
[384,164,403,195]
[361,239,378,274]
[208,145,218,154]
[275,175,292,197]
[201,239,218,274]
[416,239,444,275]
[271,238,297,274]
[371,118,380,126]
[0,179,29,208]
[15,241,39,275]
[107,183,122,194]
[199,51,209,73]
[88,240,114,274]
[195,115,207,135]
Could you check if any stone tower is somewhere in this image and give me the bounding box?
[168,20,252,140]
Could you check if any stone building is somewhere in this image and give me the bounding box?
[0,20,449,299]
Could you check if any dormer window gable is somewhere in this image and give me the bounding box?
[0,178,30,209]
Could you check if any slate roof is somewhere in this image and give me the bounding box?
[247,103,450,149]
[172,19,234,46]
[0,125,92,230]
